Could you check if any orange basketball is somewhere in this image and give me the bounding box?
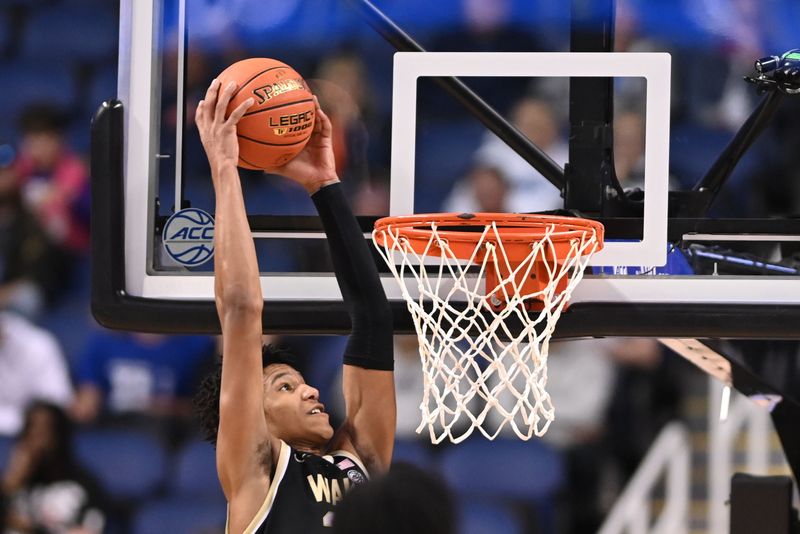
[217,58,315,170]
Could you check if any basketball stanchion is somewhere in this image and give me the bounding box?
[373,213,604,443]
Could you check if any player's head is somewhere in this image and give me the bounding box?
[260,347,334,446]
[18,401,76,482]
[18,104,68,170]
[195,344,334,447]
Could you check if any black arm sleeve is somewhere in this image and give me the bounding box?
[311,183,394,370]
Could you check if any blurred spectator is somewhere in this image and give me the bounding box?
[605,339,684,479]
[427,0,542,115]
[683,0,764,131]
[71,332,216,444]
[613,110,647,190]
[13,105,90,258]
[331,336,461,443]
[332,462,455,534]
[443,165,509,213]
[613,109,682,194]
[1,402,105,534]
[391,336,427,440]
[480,339,615,534]
[351,180,390,217]
[446,96,565,214]
[0,312,73,437]
[311,51,380,193]
[0,162,71,319]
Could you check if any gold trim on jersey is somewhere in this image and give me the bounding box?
[226,440,291,534]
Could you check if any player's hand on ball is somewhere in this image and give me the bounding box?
[262,97,340,194]
[195,79,254,173]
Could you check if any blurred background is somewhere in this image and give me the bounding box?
[0,0,798,533]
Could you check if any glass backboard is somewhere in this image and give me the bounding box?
[94,0,800,337]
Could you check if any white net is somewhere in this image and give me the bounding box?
[373,218,601,444]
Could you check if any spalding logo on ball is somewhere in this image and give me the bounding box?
[217,57,316,170]
[162,208,215,267]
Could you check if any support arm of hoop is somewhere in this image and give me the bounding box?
[344,0,566,192]
[688,90,784,216]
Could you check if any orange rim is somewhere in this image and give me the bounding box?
[374,212,605,262]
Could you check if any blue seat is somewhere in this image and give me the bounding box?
[1,0,51,6]
[391,439,436,470]
[74,429,167,501]
[20,5,118,63]
[440,438,564,533]
[132,497,227,534]
[0,436,13,472]
[170,438,224,502]
[0,12,10,57]
[460,501,524,534]
[0,61,76,140]
[39,285,92,369]
[440,438,564,501]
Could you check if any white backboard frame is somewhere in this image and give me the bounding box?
[390,51,672,267]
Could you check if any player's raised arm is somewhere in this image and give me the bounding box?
[195,79,271,528]
[265,99,396,473]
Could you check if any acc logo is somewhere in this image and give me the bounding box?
[162,208,215,266]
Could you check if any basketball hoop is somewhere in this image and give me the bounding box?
[373,213,604,444]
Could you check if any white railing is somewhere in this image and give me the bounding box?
[598,422,691,534]
[707,377,773,534]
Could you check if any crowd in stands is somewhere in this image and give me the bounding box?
[0,0,799,532]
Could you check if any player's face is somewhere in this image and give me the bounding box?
[262,364,334,447]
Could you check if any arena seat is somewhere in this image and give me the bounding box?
[440,438,564,501]
[0,61,76,140]
[19,4,118,64]
[169,438,225,502]
[459,501,524,534]
[0,11,9,57]
[391,439,436,469]
[132,498,227,534]
[0,435,13,472]
[440,438,564,532]
[74,429,167,501]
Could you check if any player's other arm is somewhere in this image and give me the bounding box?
[315,183,395,474]
[196,80,270,525]
[264,100,396,474]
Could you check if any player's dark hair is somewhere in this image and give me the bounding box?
[18,104,68,135]
[19,401,79,484]
[332,462,456,534]
[194,344,301,446]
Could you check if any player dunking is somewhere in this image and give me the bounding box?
[193,78,395,533]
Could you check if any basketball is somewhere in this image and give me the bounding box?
[217,58,315,170]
